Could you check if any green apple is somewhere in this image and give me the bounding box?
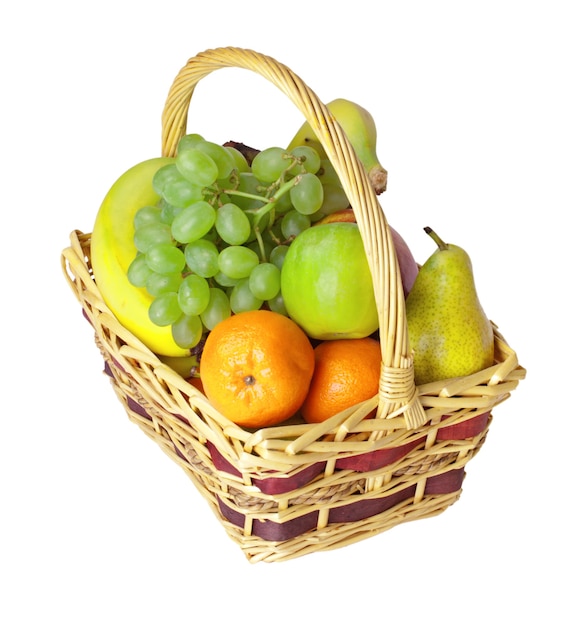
[280,222,378,339]
[316,208,419,296]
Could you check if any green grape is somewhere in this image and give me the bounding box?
[201,228,219,243]
[267,218,284,244]
[269,244,289,270]
[177,133,205,154]
[225,146,251,173]
[290,172,324,215]
[217,246,259,279]
[152,163,183,196]
[289,145,321,176]
[184,239,219,277]
[311,183,350,220]
[134,222,173,253]
[248,262,281,300]
[246,235,275,261]
[172,314,203,349]
[176,148,219,187]
[195,141,236,180]
[245,211,272,244]
[178,274,211,316]
[251,146,289,183]
[127,253,153,288]
[215,202,251,245]
[134,205,162,229]
[171,200,216,244]
[145,272,183,297]
[267,292,288,316]
[234,172,265,211]
[317,159,343,187]
[213,271,239,288]
[162,178,204,208]
[201,287,231,330]
[145,243,185,275]
[273,189,293,215]
[159,200,183,225]
[221,190,234,203]
[230,278,263,314]
[281,210,311,240]
[149,292,182,327]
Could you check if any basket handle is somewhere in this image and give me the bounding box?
[161,47,424,430]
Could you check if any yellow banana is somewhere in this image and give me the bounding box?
[287,98,388,195]
[90,157,191,357]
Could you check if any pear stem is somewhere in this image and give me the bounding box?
[424,226,449,251]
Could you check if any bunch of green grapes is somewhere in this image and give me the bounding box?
[127,133,350,350]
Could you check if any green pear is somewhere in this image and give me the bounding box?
[406,227,495,385]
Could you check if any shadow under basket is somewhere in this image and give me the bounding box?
[61,47,526,563]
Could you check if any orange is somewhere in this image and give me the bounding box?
[301,337,382,424]
[199,310,315,429]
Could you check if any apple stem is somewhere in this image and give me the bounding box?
[424,226,449,251]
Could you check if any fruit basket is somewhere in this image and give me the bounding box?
[61,47,525,563]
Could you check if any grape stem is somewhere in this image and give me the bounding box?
[221,188,265,203]
[224,174,302,261]
[253,226,268,261]
[224,175,299,223]
[245,176,300,225]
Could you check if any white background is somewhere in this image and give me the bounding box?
[2,1,581,624]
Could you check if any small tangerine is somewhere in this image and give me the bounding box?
[199,310,315,429]
[301,337,381,424]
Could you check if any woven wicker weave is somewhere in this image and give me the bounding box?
[61,47,525,563]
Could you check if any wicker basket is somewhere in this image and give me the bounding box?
[61,47,525,563]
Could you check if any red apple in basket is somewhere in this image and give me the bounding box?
[315,209,419,296]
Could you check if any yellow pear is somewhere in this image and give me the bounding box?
[406,227,495,385]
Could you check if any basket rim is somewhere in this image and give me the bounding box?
[62,229,525,470]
